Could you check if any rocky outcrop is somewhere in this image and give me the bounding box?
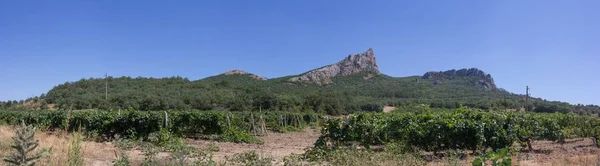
[422,68,496,90]
[289,48,380,84]
[223,69,267,80]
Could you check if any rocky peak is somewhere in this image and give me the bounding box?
[289,48,380,84]
[223,69,267,80]
[422,68,496,90]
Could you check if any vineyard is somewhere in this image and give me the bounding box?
[2,107,600,152]
[0,110,321,143]
[315,107,600,153]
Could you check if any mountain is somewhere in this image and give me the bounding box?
[422,68,497,90]
[8,48,598,115]
[222,69,267,80]
[289,48,380,84]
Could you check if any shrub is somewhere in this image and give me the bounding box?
[67,131,84,166]
[113,151,131,166]
[3,121,50,166]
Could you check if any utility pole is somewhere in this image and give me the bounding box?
[105,73,108,100]
[525,86,530,111]
[525,86,530,103]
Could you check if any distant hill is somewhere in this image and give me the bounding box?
[6,48,598,115]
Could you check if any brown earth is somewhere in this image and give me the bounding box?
[383,106,396,113]
[186,127,321,165]
[517,138,600,166]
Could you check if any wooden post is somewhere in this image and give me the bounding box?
[293,115,298,128]
[163,111,168,128]
[279,115,284,127]
[105,73,108,101]
[298,115,301,127]
[527,137,533,152]
[226,113,231,127]
[284,114,287,127]
[250,113,256,136]
[525,86,530,111]
[260,114,267,136]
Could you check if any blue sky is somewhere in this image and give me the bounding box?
[0,0,598,105]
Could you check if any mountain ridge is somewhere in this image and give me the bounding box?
[422,68,497,90]
[212,48,497,89]
[219,49,497,89]
[7,48,598,115]
[287,48,380,85]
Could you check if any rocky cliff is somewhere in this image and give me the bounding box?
[223,69,267,80]
[422,68,496,90]
[289,48,380,84]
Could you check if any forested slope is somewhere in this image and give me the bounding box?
[25,70,596,115]
[2,48,598,115]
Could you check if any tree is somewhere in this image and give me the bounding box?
[35,73,588,115]
[252,91,278,111]
[228,93,253,111]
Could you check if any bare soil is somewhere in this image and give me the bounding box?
[383,106,396,113]
[186,127,321,164]
[517,138,600,166]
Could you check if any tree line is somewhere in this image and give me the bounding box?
[2,73,598,115]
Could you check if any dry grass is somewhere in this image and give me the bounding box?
[0,125,120,166]
[520,154,600,166]
[515,138,600,166]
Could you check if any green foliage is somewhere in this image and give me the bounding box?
[67,131,84,166]
[30,72,599,115]
[3,121,50,166]
[147,128,183,149]
[140,129,217,166]
[0,110,321,144]
[316,108,600,153]
[113,152,131,166]
[219,127,262,144]
[2,71,598,115]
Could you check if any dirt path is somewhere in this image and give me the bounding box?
[186,127,321,164]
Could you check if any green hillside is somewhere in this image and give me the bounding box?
[3,70,590,115]
[1,48,597,115]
